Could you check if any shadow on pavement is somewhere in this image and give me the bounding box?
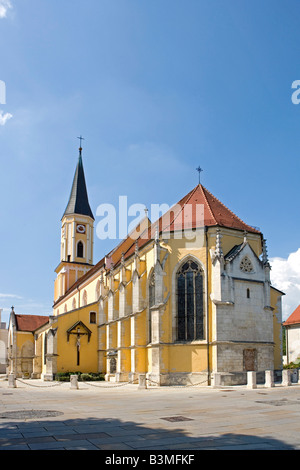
[0,414,294,450]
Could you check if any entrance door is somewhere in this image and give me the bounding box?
[243,349,257,371]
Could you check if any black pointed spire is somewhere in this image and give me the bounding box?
[63,145,94,220]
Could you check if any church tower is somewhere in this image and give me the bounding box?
[54,143,94,304]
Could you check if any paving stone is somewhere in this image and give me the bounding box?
[1,381,300,450]
[55,432,110,441]
[96,443,135,450]
[0,445,30,450]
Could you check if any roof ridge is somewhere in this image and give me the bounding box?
[199,184,217,225]
[201,185,258,232]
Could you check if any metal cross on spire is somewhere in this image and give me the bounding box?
[77,135,85,152]
[196,166,203,184]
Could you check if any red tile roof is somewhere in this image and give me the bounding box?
[118,184,260,263]
[15,314,49,332]
[168,184,260,233]
[283,305,300,326]
[54,184,261,306]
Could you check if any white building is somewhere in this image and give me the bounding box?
[283,305,300,365]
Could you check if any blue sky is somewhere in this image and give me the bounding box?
[0,0,300,323]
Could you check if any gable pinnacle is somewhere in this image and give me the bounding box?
[262,239,269,265]
[215,228,224,259]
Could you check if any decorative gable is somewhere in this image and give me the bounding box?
[66,321,92,342]
[224,241,264,281]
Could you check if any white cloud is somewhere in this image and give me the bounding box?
[0,0,12,18]
[0,293,22,299]
[270,248,300,321]
[0,110,13,125]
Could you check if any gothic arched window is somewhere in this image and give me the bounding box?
[176,260,204,341]
[82,290,87,306]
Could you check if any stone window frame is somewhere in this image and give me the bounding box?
[89,311,97,324]
[171,255,207,343]
[240,255,254,273]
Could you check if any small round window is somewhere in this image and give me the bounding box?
[240,256,253,273]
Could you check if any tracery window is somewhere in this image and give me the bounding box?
[176,260,204,341]
[240,256,253,273]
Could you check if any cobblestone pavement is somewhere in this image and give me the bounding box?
[0,377,299,451]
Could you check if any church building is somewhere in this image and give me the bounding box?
[7,145,284,386]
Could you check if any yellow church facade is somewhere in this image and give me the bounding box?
[7,147,284,386]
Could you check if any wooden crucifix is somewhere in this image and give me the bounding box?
[67,321,92,367]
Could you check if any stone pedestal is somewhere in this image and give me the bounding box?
[211,372,222,388]
[247,371,257,389]
[265,370,275,387]
[70,375,79,390]
[8,374,16,388]
[138,374,147,389]
[282,369,291,386]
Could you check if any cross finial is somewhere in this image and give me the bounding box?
[196,166,203,184]
[77,135,85,153]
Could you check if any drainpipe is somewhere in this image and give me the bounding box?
[205,226,210,385]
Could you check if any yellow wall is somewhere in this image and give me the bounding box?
[51,225,283,380]
[51,304,99,373]
[16,331,34,351]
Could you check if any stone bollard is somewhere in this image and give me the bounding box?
[8,374,16,388]
[70,374,79,390]
[247,371,257,389]
[211,372,222,388]
[282,369,291,387]
[138,374,147,390]
[265,370,275,388]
